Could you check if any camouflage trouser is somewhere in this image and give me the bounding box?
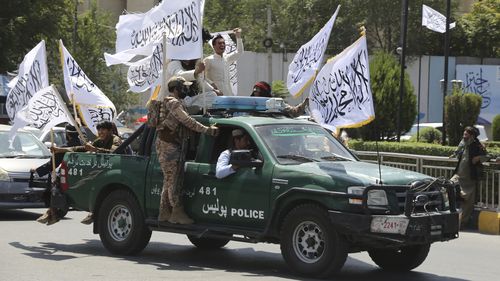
[156,139,183,208]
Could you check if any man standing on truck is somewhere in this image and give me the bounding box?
[156,76,219,224]
[204,28,243,96]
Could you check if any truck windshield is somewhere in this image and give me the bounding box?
[255,124,356,164]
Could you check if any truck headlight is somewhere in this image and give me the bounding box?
[347,186,364,205]
[0,167,10,181]
[367,190,388,206]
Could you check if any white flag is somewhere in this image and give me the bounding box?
[6,40,49,120]
[209,32,239,95]
[422,4,456,33]
[287,5,340,97]
[309,35,374,132]
[76,104,116,133]
[9,85,75,143]
[126,43,164,93]
[60,40,116,135]
[106,0,203,66]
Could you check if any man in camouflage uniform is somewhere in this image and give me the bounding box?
[156,76,219,224]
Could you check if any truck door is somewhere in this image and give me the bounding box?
[184,127,272,229]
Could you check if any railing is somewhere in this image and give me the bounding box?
[354,151,500,211]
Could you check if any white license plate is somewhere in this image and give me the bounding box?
[370,216,409,234]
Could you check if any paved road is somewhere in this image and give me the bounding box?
[0,209,498,281]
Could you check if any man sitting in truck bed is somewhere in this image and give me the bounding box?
[53,120,122,224]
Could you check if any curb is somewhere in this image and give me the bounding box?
[478,210,500,235]
[468,209,500,235]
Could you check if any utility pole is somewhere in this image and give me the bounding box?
[72,0,78,54]
[267,5,272,83]
[441,0,451,145]
[396,0,409,142]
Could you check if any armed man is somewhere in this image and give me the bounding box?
[155,76,219,224]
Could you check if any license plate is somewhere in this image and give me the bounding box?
[370,216,409,234]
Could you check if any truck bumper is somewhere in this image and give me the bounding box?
[328,210,459,247]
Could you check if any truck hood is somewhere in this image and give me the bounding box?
[0,158,50,173]
[278,161,429,187]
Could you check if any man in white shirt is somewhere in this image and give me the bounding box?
[204,28,244,96]
[216,129,251,179]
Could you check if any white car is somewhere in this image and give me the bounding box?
[401,123,488,142]
[0,124,51,209]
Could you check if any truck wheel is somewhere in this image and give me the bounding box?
[280,204,347,278]
[368,244,430,271]
[187,235,230,249]
[98,190,152,255]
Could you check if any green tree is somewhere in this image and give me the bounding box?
[492,114,500,141]
[1,0,138,112]
[271,80,289,99]
[445,89,482,146]
[0,0,69,73]
[358,51,416,141]
[452,0,500,58]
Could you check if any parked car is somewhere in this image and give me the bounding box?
[0,124,51,209]
[401,123,488,142]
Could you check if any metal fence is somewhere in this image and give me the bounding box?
[354,151,500,211]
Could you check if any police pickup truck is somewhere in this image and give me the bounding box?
[57,97,459,278]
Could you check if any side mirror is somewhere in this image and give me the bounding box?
[44,142,52,149]
[229,149,263,168]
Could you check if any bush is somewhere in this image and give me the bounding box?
[492,114,500,141]
[349,140,500,158]
[409,127,442,144]
[445,89,482,146]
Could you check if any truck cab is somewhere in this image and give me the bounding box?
[59,97,459,278]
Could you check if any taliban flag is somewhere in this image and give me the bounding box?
[422,4,456,33]
[9,85,76,142]
[286,5,340,97]
[6,40,49,121]
[60,40,116,135]
[309,35,374,132]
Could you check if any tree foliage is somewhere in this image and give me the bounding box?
[445,89,482,146]
[0,0,69,73]
[357,51,416,141]
[0,0,138,113]
[492,115,500,142]
[452,0,500,58]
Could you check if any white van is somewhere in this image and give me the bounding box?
[401,123,488,142]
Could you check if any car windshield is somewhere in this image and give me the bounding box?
[255,124,356,164]
[0,131,51,158]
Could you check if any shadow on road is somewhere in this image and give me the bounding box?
[8,239,469,281]
[0,209,72,222]
[0,209,43,221]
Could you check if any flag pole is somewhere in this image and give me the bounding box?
[441,0,451,145]
[50,128,56,184]
[396,0,409,142]
[51,85,86,142]
[161,33,167,100]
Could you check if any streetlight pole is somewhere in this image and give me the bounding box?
[267,5,273,84]
[397,0,409,142]
[441,0,451,145]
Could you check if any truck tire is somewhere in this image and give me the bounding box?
[280,204,347,278]
[187,235,230,249]
[98,190,152,255]
[368,244,430,271]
